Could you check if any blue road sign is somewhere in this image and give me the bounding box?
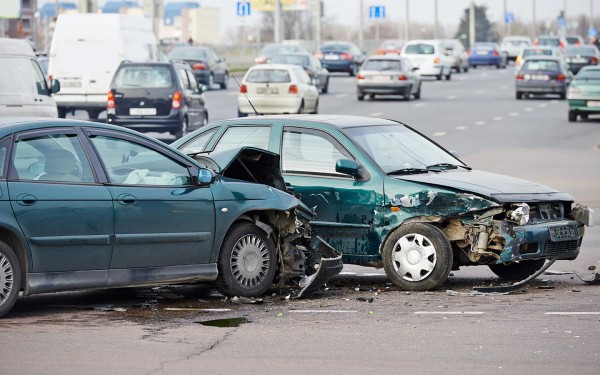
[558,17,566,28]
[589,27,597,37]
[504,12,515,24]
[369,6,385,19]
[237,1,251,17]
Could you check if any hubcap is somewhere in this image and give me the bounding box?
[0,253,14,306]
[230,234,270,288]
[391,233,436,282]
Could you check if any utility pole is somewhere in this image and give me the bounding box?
[503,0,508,37]
[592,0,595,29]
[434,0,438,38]
[532,0,537,36]
[274,0,282,42]
[469,1,475,47]
[315,0,321,49]
[358,0,363,50]
[404,0,410,40]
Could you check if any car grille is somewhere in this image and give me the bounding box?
[544,239,581,256]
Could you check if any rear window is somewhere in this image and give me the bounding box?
[404,44,434,55]
[566,47,597,57]
[576,69,600,80]
[504,40,530,47]
[270,55,309,67]
[522,60,559,71]
[565,37,580,44]
[363,59,403,71]
[321,44,351,52]
[538,38,560,47]
[246,69,291,83]
[523,49,552,57]
[113,66,174,88]
[169,48,208,60]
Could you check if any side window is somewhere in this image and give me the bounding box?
[31,60,48,95]
[180,128,217,154]
[90,135,192,186]
[281,129,351,176]
[186,70,200,93]
[11,134,95,183]
[0,138,9,179]
[213,126,271,153]
[177,67,191,90]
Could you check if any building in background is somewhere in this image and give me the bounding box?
[1,0,36,44]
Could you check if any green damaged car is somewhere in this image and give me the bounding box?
[567,66,600,122]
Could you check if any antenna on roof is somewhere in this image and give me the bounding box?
[231,73,261,116]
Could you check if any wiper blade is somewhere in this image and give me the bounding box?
[387,168,428,175]
[187,151,210,158]
[427,163,472,170]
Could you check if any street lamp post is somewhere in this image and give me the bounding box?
[469,1,475,47]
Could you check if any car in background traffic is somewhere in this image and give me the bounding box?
[565,35,585,46]
[501,35,532,61]
[375,39,405,55]
[515,56,571,100]
[173,115,593,292]
[356,55,421,101]
[468,42,507,69]
[534,35,565,49]
[270,52,330,93]
[254,43,309,64]
[237,64,319,116]
[565,45,600,74]
[0,117,342,317]
[107,61,208,138]
[316,41,365,76]
[515,46,564,73]
[401,39,453,80]
[168,46,229,89]
[567,66,600,122]
[442,39,469,73]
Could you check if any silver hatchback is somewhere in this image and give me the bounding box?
[356,55,422,101]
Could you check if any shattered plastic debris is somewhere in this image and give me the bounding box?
[537,285,555,290]
[356,297,374,303]
[588,266,597,271]
[446,289,512,296]
[543,270,574,276]
[231,296,263,304]
[157,291,185,300]
[76,305,127,312]
[575,272,600,285]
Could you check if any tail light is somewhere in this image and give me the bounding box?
[255,56,267,64]
[493,50,499,56]
[288,84,298,94]
[556,73,566,81]
[315,52,323,59]
[560,41,565,49]
[467,50,472,56]
[516,74,524,80]
[107,90,115,109]
[239,84,247,93]
[192,63,207,70]
[172,90,182,109]
[592,57,599,64]
[533,40,539,45]
[398,74,408,81]
[375,50,384,55]
[433,57,440,64]
[341,53,352,60]
[357,73,364,80]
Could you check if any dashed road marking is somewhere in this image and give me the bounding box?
[455,126,468,130]
[369,111,384,117]
[479,73,489,78]
[432,132,447,137]
[525,107,534,112]
[228,92,238,96]
[415,311,485,315]
[446,95,458,100]
[538,103,547,108]
[475,121,486,125]
[545,312,600,315]
[509,112,519,116]
[475,90,485,94]
[412,103,426,108]
[290,309,358,314]
[500,85,508,90]
[336,93,348,98]
[493,116,503,121]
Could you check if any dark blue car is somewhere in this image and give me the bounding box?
[468,42,507,69]
[317,41,365,76]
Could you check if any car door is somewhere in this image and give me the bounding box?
[87,130,215,269]
[30,59,58,118]
[177,67,204,128]
[278,126,384,261]
[7,128,114,273]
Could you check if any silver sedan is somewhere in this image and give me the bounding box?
[356,55,422,101]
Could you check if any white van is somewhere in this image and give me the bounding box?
[0,38,60,117]
[48,14,159,119]
[401,39,453,80]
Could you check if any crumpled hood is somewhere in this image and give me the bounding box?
[396,169,574,203]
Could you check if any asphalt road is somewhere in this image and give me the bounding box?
[2,66,599,374]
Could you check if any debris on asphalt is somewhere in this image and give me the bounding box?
[231,296,263,304]
[537,285,555,290]
[575,272,600,285]
[589,266,597,271]
[157,291,185,300]
[446,289,512,297]
[543,270,574,276]
[474,256,558,293]
[571,288,581,293]
[76,305,128,312]
[356,297,374,303]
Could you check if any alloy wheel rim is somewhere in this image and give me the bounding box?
[391,233,436,282]
[230,234,270,288]
[0,253,13,306]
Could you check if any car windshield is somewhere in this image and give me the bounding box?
[404,44,434,54]
[523,49,552,57]
[566,47,597,56]
[261,44,303,55]
[362,59,403,71]
[270,54,309,67]
[344,124,464,173]
[113,66,174,88]
[538,38,560,47]
[566,36,581,44]
[321,43,351,52]
[576,69,600,80]
[504,40,530,46]
[246,69,291,83]
[169,48,208,60]
[522,60,559,71]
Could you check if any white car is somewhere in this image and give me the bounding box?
[237,64,319,116]
[401,39,453,80]
[515,46,565,74]
[501,36,532,61]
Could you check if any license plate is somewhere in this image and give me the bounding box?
[532,74,549,80]
[324,54,339,60]
[61,81,82,88]
[477,51,489,55]
[587,101,600,107]
[572,58,587,63]
[130,108,156,115]
[256,87,278,94]
[373,75,391,81]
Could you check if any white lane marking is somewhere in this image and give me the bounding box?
[509,112,519,116]
[228,92,238,96]
[415,311,485,315]
[475,121,486,125]
[550,100,559,104]
[369,111,384,117]
[493,116,503,121]
[412,103,426,108]
[432,132,447,137]
[455,126,468,130]
[479,73,488,78]
[525,107,534,112]
[336,93,348,98]
[339,272,383,277]
[458,76,467,81]
[538,103,547,108]
[289,310,358,314]
[500,85,508,90]
[446,95,458,100]
[475,90,485,94]
[545,312,600,315]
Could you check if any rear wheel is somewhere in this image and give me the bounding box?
[413,83,421,99]
[516,91,523,100]
[559,92,566,100]
[463,65,469,73]
[174,116,188,139]
[57,107,67,118]
[0,241,21,318]
[403,86,412,101]
[357,93,364,101]
[488,259,546,282]
[321,78,329,94]
[220,72,229,89]
[445,69,451,80]
[297,100,305,114]
[216,222,277,297]
[87,109,102,120]
[436,72,443,80]
[568,111,577,122]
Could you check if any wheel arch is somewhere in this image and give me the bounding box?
[379,215,447,256]
[0,226,30,295]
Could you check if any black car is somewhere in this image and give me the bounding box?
[270,52,330,93]
[107,61,208,138]
[516,56,571,100]
[168,46,229,89]
[316,41,365,76]
[565,46,600,74]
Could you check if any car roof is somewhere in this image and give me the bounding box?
[212,115,399,129]
[365,55,404,61]
[248,63,302,71]
[522,55,563,62]
[0,37,36,57]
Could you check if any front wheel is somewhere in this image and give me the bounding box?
[568,110,577,122]
[0,241,21,318]
[488,259,546,282]
[216,222,277,297]
[382,223,453,291]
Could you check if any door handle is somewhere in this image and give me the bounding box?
[116,193,136,205]
[16,193,37,206]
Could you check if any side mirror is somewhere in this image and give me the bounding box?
[412,66,419,71]
[218,57,226,63]
[49,79,60,94]
[197,167,215,186]
[199,84,208,93]
[335,159,360,177]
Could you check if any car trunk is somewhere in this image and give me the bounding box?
[113,87,174,117]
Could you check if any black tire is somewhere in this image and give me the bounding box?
[488,259,546,282]
[312,99,319,114]
[516,91,523,100]
[568,111,577,122]
[87,109,102,120]
[219,72,229,89]
[496,63,501,69]
[57,107,67,118]
[357,93,364,101]
[403,86,412,101]
[382,223,453,291]
[321,78,329,94]
[202,111,209,126]
[216,222,277,297]
[297,100,305,114]
[436,73,442,80]
[0,241,21,318]
[413,83,421,99]
[445,69,451,80]
[472,65,477,69]
[559,92,566,100]
[349,64,357,77]
[174,116,188,139]
[463,65,469,73]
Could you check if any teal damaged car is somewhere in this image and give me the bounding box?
[567,66,600,122]
[0,118,341,318]
[175,115,594,291]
